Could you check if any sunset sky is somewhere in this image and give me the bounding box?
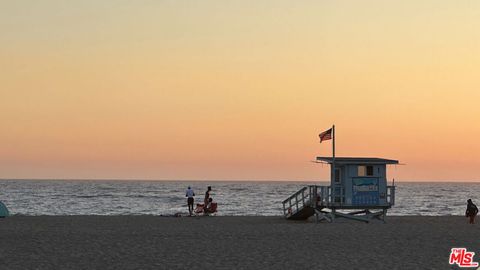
[1,1,479,181]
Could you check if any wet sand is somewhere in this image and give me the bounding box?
[0,216,478,269]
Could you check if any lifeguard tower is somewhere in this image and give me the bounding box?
[282,126,398,223]
[0,201,9,218]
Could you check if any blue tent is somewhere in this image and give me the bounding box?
[0,201,9,217]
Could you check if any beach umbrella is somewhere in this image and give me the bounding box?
[0,201,9,217]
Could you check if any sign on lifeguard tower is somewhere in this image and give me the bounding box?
[353,178,379,205]
[282,126,399,223]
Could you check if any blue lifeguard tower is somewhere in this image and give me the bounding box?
[282,126,398,223]
[0,201,9,218]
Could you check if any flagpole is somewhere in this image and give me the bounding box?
[332,125,336,203]
[332,125,335,163]
[333,124,336,179]
[331,125,337,203]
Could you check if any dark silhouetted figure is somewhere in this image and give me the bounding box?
[204,186,212,208]
[185,186,195,216]
[205,198,213,213]
[466,199,478,224]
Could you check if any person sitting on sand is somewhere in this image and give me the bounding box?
[204,198,218,215]
[466,199,478,224]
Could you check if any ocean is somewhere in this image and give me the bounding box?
[0,180,478,216]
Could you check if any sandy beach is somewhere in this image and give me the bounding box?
[0,216,478,269]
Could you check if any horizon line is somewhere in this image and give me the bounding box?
[0,178,479,183]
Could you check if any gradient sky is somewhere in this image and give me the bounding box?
[1,1,479,181]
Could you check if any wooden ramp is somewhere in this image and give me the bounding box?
[282,187,316,220]
[287,206,314,220]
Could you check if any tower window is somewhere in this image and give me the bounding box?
[335,168,341,183]
[358,165,374,176]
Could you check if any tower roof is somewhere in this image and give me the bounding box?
[316,157,399,165]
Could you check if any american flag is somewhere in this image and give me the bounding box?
[319,128,332,143]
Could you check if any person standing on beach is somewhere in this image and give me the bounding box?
[186,186,195,216]
[466,199,478,224]
[204,186,212,212]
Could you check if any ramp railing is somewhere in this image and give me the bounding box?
[282,186,311,217]
[283,185,335,218]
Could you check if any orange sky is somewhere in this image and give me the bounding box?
[1,1,479,181]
